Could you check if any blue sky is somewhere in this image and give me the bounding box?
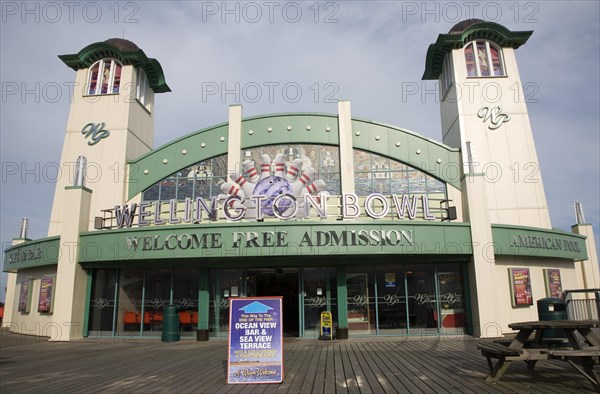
[1,1,599,299]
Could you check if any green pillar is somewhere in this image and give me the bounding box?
[197,268,210,341]
[336,266,348,339]
[82,270,93,338]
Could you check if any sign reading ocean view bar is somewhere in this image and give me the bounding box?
[227,297,283,384]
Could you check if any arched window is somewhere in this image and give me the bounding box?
[464,41,505,77]
[87,59,122,95]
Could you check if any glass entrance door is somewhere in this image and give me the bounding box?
[246,268,299,337]
[302,267,337,339]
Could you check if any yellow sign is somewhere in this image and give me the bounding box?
[320,311,333,340]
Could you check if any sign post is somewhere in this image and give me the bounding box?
[227,297,283,384]
[320,311,333,340]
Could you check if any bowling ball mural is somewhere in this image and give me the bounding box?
[219,152,327,218]
[253,176,294,216]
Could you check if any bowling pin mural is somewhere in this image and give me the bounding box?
[242,160,259,182]
[304,179,326,195]
[273,153,287,177]
[290,168,314,195]
[216,150,327,220]
[229,173,255,197]
[258,154,272,180]
[220,181,246,199]
[285,159,303,182]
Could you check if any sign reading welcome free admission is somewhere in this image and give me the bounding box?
[227,297,283,384]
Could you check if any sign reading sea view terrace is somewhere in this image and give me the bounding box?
[227,297,283,385]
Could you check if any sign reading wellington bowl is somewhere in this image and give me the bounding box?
[227,297,284,384]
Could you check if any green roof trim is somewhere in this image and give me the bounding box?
[3,236,60,272]
[422,21,533,80]
[77,221,472,266]
[59,41,171,93]
[491,224,588,261]
[126,113,461,200]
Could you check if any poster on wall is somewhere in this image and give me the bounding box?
[227,297,283,384]
[18,279,33,313]
[509,268,533,307]
[38,276,55,313]
[544,269,563,299]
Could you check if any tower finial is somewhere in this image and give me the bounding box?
[74,156,87,187]
[575,201,586,224]
[19,217,29,239]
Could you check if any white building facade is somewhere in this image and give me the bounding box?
[3,20,598,341]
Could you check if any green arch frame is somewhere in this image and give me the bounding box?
[126,113,461,200]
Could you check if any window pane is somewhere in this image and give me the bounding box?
[476,41,490,76]
[173,269,199,336]
[490,45,504,76]
[117,269,144,336]
[143,269,171,336]
[407,170,426,193]
[160,177,176,201]
[112,63,122,93]
[209,269,243,338]
[437,265,467,335]
[347,269,376,335]
[303,268,337,339]
[88,62,99,95]
[376,266,407,335]
[142,183,160,201]
[101,61,111,94]
[355,172,372,195]
[176,175,194,200]
[406,265,437,333]
[89,269,117,336]
[464,43,476,77]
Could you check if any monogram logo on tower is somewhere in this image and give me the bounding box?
[477,106,511,130]
[81,122,110,145]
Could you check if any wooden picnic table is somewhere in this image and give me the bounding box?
[507,319,600,350]
[478,320,600,390]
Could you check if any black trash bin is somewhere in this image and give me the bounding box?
[161,305,180,342]
[537,297,566,339]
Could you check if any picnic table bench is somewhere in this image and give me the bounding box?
[493,337,567,348]
[541,348,600,390]
[477,320,600,391]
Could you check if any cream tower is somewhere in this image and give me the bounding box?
[424,19,550,229]
[424,20,552,336]
[48,38,170,236]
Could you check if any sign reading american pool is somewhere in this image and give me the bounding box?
[227,297,283,384]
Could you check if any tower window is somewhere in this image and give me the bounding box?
[440,54,455,99]
[136,67,151,109]
[87,59,122,95]
[464,41,505,77]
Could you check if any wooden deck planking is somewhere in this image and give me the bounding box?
[396,340,483,394]
[354,342,399,394]
[358,341,412,393]
[350,342,389,393]
[339,342,362,394]
[1,330,598,394]
[372,340,451,393]
[402,340,499,394]
[322,344,337,394]
[376,340,439,393]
